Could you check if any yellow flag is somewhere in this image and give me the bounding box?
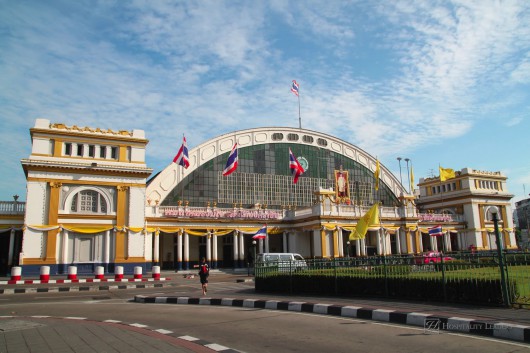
[350,203,379,240]
[410,165,415,191]
[439,166,455,182]
[374,159,380,191]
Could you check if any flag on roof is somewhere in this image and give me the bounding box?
[289,148,305,184]
[222,143,238,176]
[349,203,379,240]
[291,80,299,96]
[173,135,190,168]
[252,225,267,240]
[439,166,455,182]
[374,159,380,191]
[428,225,443,237]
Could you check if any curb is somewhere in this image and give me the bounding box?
[0,277,170,285]
[134,295,530,344]
[0,283,166,295]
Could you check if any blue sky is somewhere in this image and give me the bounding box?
[1,0,529,206]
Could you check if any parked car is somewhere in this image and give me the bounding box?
[256,253,308,272]
[415,251,454,264]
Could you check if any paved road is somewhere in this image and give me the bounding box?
[1,271,529,352]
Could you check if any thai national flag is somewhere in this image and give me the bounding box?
[289,148,305,184]
[252,225,267,240]
[173,135,190,168]
[428,225,443,237]
[291,80,299,96]
[222,143,238,176]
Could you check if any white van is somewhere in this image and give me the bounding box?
[256,253,308,272]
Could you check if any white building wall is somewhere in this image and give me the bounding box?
[22,181,49,258]
[128,231,145,257]
[128,186,146,228]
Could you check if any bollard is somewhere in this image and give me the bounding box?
[133,266,143,279]
[152,265,161,280]
[95,266,104,280]
[40,266,50,282]
[115,266,124,280]
[11,266,22,281]
[67,266,77,280]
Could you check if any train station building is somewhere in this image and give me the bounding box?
[0,119,517,275]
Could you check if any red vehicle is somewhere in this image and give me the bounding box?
[415,251,454,264]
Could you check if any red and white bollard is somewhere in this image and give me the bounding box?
[115,266,124,280]
[95,266,104,280]
[152,265,161,280]
[133,266,143,279]
[67,266,77,280]
[11,266,22,281]
[40,266,50,282]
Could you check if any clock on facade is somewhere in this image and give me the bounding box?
[298,156,309,171]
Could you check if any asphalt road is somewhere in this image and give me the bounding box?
[1,276,529,353]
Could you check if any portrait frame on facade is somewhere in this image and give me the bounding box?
[334,169,351,204]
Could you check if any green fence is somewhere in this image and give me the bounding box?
[254,253,530,308]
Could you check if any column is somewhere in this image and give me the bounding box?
[212,234,218,269]
[206,233,212,263]
[360,238,367,256]
[430,235,436,251]
[320,229,327,258]
[332,229,339,258]
[376,230,382,255]
[259,238,264,254]
[114,185,129,262]
[355,239,361,257]
[265,234,270,253]
[184,232,189,270]
[177,231,183,271]
[395,230,402,254]
[104,230,110,272]
[338,228,344,257]
[153,232,160,263]
[406,229,412,254]
[46,181,62,262]
[233,231,239,268]
[283,232,288,252]
[238,231,245,268]
[61,229,68,264]
[290,232,297,253]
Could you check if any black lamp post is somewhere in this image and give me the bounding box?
[252,240,257,275]
[490,206,510,307]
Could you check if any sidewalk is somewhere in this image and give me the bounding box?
[2,270,529,344]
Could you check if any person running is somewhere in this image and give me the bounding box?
[198,257,210,295]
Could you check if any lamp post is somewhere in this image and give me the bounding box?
[404,158,411,194]
[252,240,257,275]
[396,157,403,189]
[490,206,510,307]
[346,241,350,258]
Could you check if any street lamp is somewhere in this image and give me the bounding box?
[346,241,350,258]
[396,157,403,189]
[489,206,510,307]
[404,158,411,194]
[252,240,257,275]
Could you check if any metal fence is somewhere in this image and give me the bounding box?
[254,252,530,308]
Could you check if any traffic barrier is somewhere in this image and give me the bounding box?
[95,266,104,280]
[40,266,50,282]
[152,265,161,280]
[67,266,77,280]
[115,266,124,280]
[134,266,143,279]
[11,266,21,281]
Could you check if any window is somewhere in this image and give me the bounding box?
[100,146,107,159]
[302,135,314,143]
[70,190,108,213]
[110,146,118,159]
[64,143,72,156]
[317,138,328,147]
[272,133,284,141]
[287,133,299,141]
[88,145,95,158]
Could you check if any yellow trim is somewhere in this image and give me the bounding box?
[406,229,412,254]
[320,229,327,258]
[53,139,63,157]
[113,257,146,263]
[119,145,128,162]
[26,178,147,187]
[115,185,128,261]
[322,224,337,230]
[31,127,149,144]
[333,229,339,257]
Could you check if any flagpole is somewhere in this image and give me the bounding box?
[298,91,302,129]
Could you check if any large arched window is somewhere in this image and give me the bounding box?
[70,190,108,213]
